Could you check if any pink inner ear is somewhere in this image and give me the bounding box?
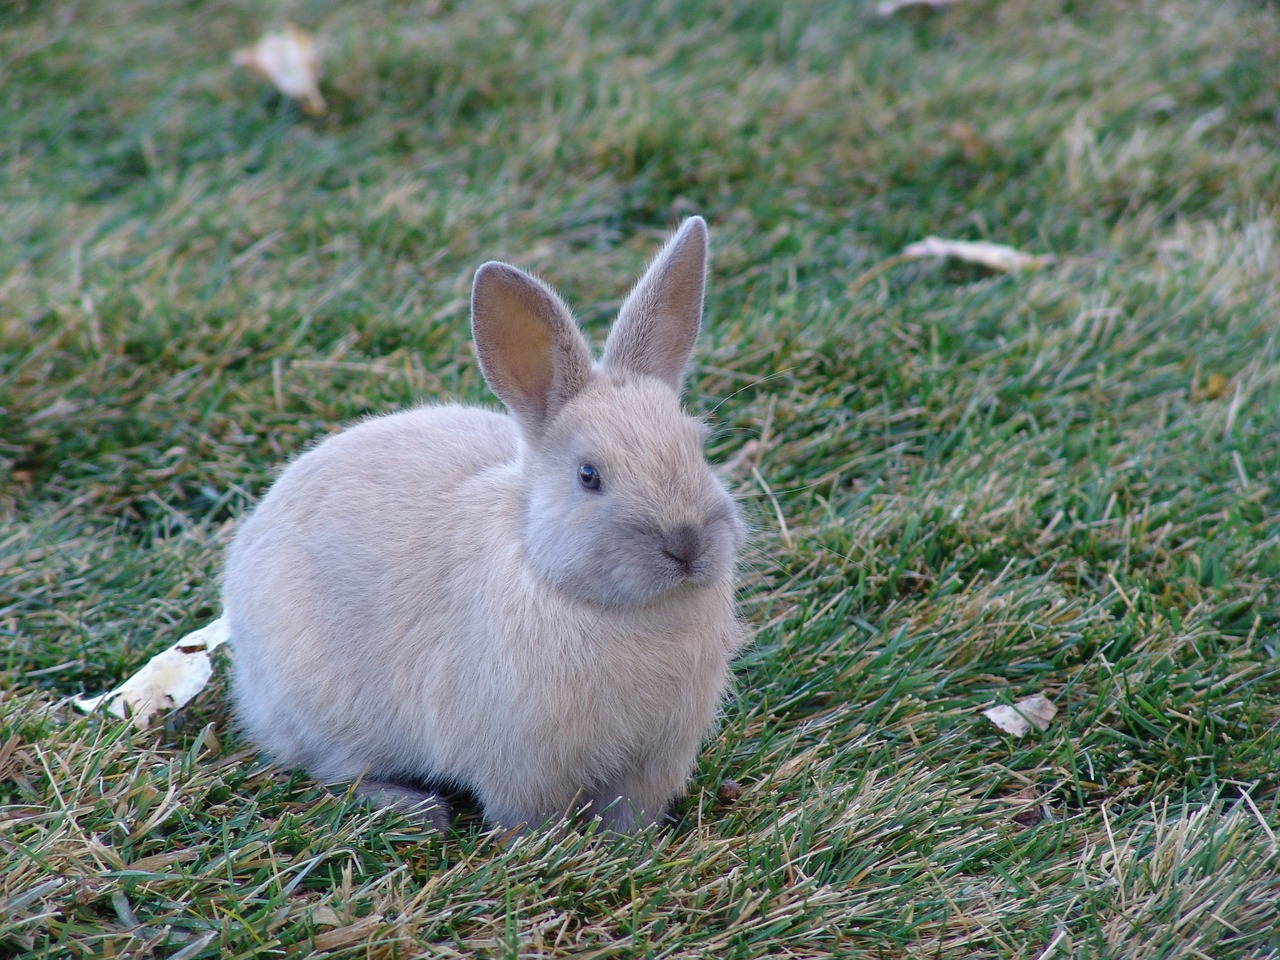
[602,218,707,391]
[471,261,592,431]
[490,304,556,418]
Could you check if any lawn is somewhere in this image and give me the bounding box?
[3,0,1279,956]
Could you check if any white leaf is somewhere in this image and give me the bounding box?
[74,618,229,729]
[233,26,326,115]
[983,694,1058,738]
[902,236,1053,272]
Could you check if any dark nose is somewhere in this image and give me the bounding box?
[662,525,702,571]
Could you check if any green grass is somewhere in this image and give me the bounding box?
[4,0,1280,956]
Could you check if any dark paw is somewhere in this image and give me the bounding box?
[353,779,452,832]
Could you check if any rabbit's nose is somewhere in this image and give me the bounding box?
[662,525,703,572]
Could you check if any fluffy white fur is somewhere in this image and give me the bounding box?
[223,217,745,832]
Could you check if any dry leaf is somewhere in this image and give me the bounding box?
[902,236,1053,272]
[877,0,960,16]
[233,26,326,115]
[983,694,1057,738]
[307,906,343,929]
[74,618,228,729]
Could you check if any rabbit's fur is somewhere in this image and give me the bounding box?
[224,217,745,832]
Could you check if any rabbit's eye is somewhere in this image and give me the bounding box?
[578,463,602,492]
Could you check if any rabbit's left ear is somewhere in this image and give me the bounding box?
[602,217,707,393]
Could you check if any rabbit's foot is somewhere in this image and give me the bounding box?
[353,778,452,832]
[580,787,667,833]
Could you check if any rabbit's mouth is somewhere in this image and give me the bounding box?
[664,551,696,578]
[652,522,737,594]
[659,524,704,578]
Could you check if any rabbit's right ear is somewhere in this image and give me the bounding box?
[472,262,593,434]
[601,216,707,393]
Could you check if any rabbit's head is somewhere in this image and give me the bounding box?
[472,217,743,609]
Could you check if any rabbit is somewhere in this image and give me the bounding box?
[223,217,746,833]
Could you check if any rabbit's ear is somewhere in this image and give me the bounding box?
[472,262,592,433]
[602,216,707,393]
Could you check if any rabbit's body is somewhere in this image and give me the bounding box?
[225,218,744,831]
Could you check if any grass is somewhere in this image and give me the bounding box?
[3,0,1280,956]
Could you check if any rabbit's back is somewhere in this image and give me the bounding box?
[225,405,524,782]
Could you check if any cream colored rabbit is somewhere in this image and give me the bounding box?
[224,217,744,832]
